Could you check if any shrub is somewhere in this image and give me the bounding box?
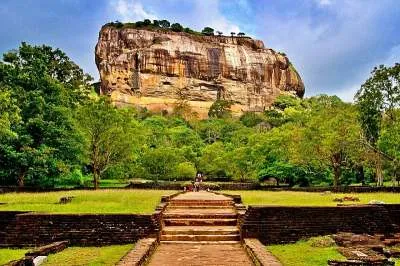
[208,100,233,118]
[175,162,197,180]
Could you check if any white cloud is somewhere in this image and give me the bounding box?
[111,0,157,22]
[316,0,332,6]
[187,0,241,34]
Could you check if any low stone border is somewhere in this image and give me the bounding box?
[160,191,185,203]
[212,191,242,204]
[25,241,68,257]
[243,238,282,266]
[117,238,158,266]
[4,241,69,266]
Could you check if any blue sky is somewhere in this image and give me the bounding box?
[1,0,399,101]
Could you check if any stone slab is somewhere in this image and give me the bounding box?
[148,243,253,266]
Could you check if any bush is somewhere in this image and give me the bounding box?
[175,162,197,180]
[240,112,264,127]
[56,169,91,187]
[208,100,233,118]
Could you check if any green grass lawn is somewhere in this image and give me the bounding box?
[267,237,345,266]
[225,190,400,206]
[0,248,29,265]
[43,245,133,266]
[0,189,177,214]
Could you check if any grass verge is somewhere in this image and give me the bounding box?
[0,248,29,265]
[43,245,133,266]
[267,236,345,266]
[225,190,400,206]
[0,189,177,214]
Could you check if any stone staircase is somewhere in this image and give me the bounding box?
[160,192,240,244]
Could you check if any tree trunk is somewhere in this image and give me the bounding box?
[357,165,365,186]
[333,165,341,188]
[93,168,100,190]
[376,152,384,187]
[17,170,25,187]
[331,153,341,188]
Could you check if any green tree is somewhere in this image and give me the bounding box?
[159,20,170,28]
[152,20,160,27]
[140,147,182,182]
[240,112,264,127]
[0,43,91,187]
[237,32,246,37]
[298,96,361,187]
[175,162,196,180]
[198,142,231,180]
[170,23,183,32]
[208,100,233,118]
[202,27,214,36]
[355,63,400,186]
[143,19,151,26]
[76,98,136,189]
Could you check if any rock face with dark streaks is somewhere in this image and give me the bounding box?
[95,26,305,117]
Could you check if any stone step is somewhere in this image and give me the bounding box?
[160,240,241,245]
[168,205,232,209]
[163,213,238,219]
[169,200,234,206]
[162,226,239,236]
[164,218,237,226]
[160,234,240,242]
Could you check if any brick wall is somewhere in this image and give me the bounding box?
[241,205,398,245]
[0,212,158,246]
[382,204,400,228]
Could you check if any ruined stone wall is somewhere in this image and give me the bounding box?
[0,212,158,246]
[241,205,399,244]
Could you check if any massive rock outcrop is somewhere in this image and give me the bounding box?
[95,25,304,117]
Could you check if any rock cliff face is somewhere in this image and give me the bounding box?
[95,26,304,117]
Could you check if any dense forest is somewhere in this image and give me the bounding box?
[0,43,399,189]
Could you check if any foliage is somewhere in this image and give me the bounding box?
[208,100,233,118]
[201,27,215,36]
[170,23,184,32]
[240,112,264,127]
[175,162,197,180]
[76,98,137,189]
[355,63,400,186]
[0,42,91,187]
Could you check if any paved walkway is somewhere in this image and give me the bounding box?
[147,191,255,265]
[173,191,231,201]
[147,243,254,266]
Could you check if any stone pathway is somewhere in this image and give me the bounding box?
[148,243,253,266]
[147,191,254,265]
